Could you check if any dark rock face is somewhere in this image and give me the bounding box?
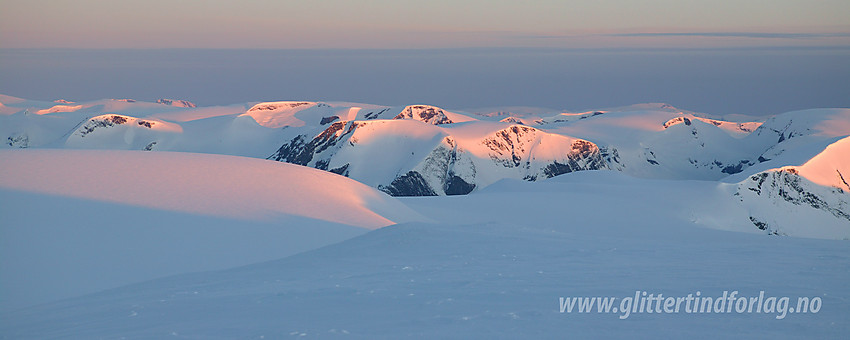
[748,216,780,235]
[329,163,350,176]
[542,140,608,178]
[363,108,391,120]
[721,160,752,174]
[268,121,359,165]
[395,136,476,196]
[320,116,340,125]
[378,171,437,196]
[269,135,310,165]
[444,175,475,195]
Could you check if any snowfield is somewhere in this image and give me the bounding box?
[0,149,424,312]
[0,95,848,338]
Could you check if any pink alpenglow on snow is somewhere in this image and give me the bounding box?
[0,149,425,229]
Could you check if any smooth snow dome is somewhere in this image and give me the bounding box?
[0,149,423,228]
[0,149,423,311]
[241,101,326,128]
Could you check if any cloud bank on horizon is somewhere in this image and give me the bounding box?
[1,0,849,49]
[1,1,849,116]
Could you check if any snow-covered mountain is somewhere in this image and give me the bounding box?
[2,95,847,194]
[748,108,850,162]
[269,120,608,196]
[3,95,849,196]
[733,136,850,237]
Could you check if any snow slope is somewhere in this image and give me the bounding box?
[794,136,850,190]
[0,149,425,312]
[0,149,422,227]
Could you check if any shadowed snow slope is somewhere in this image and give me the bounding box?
[2,220,847,339]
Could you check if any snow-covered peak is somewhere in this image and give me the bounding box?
[241,101,337,128]
[66,114,183,150]
[34,104,83,115]
[393,105,455,125]
[661,115,760,137]
[499,117,526,124]
[76,114,181,134]
[247,101,317,112]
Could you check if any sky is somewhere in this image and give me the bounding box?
[1,1,848,116]
[2,0,849,49]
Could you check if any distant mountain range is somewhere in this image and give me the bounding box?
[2,94,848,237]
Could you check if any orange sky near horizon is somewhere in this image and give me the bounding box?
[1,0,849,49]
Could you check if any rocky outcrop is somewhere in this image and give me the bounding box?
[76,115,158,138]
